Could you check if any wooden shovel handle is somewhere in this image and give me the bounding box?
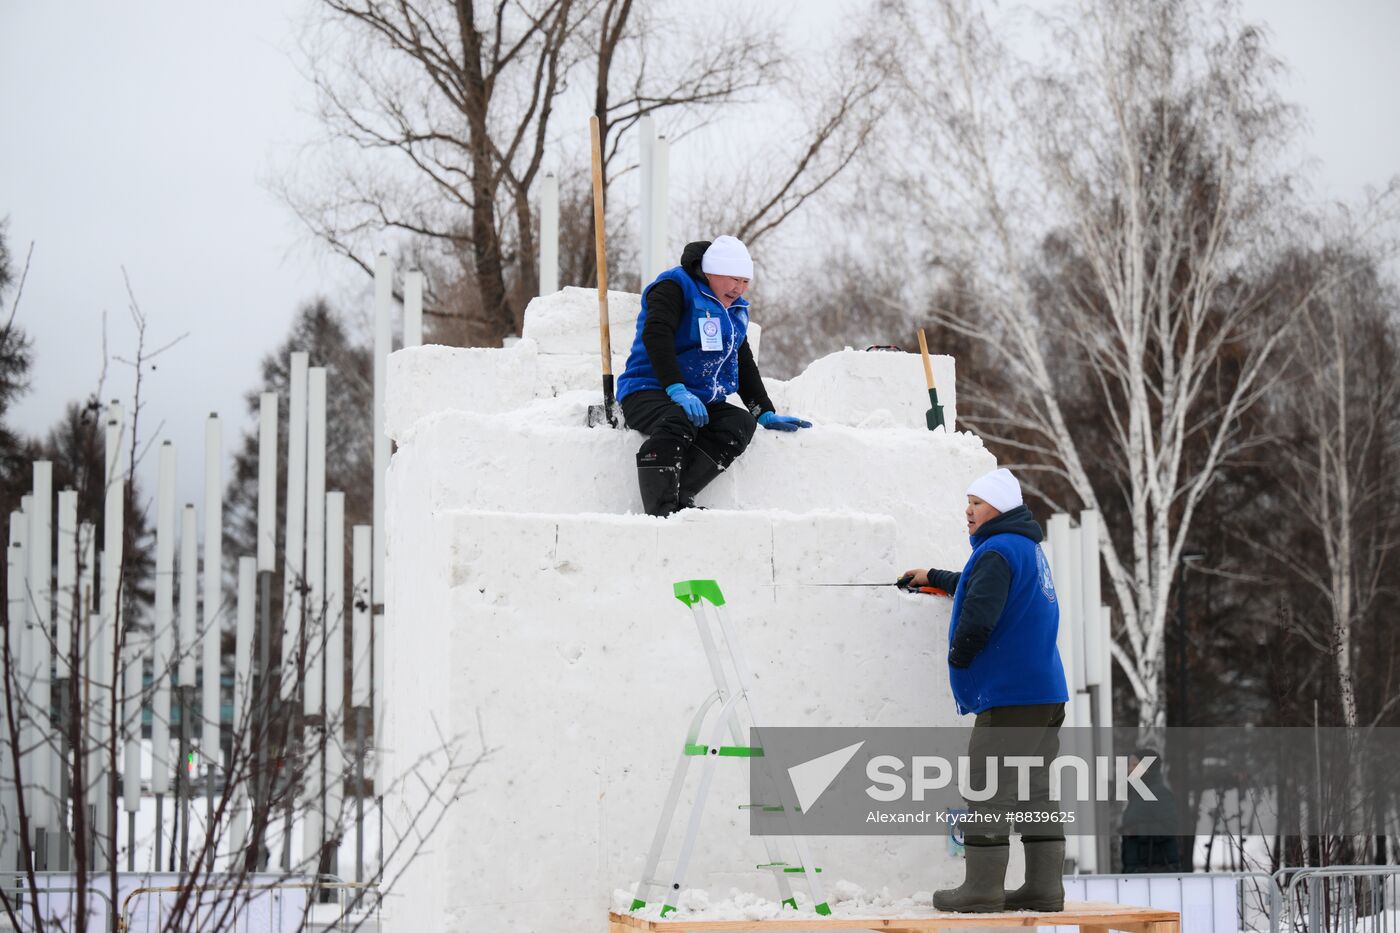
[590,115,611,376]
[917,328,935,390]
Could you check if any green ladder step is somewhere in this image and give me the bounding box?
[683,744,763,757]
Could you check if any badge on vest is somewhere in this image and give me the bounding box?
[699,316,723,352]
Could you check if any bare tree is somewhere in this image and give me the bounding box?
[285,0,784,345]
[1258,246,1400,729]
[880,0,1353,727]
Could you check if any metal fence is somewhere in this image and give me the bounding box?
[0,871,378,933]
[1271,866,1400,933]
[1054,866,1400,933]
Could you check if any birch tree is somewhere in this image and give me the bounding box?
[1262,250,1400,729]
[885,0,1341,726]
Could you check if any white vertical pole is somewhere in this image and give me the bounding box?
[55,490,76,678]
[305,369,327,715]
[151,443,176,799]
[179,506,198,686]
[284,353,309,697]
[351,526,371,709]
[1047,515,1077,725]
[403,271,424,348]
[325,492,345,837]
[651,135,670,276]
[257,393,278,575]
[231,556,255,850]
[83,514,104,829]
[101,403,126,864]
[122,636,142,814]
[56,482,77,863]
[372,256,392,610]
[639,114,654,285]
[304,368,328,858]
[540,173,559,295]
[372,255,392,814]
[373,611,385,786]
[1079,511,1103,690]
[202,415,223,769]
[30,462,53,845]
[5,514,25,872]
[350,522,370,880]
[1065,524,1085,694]
[1046,513,1080,870]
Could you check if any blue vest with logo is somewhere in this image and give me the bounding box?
[616,266,750,404]
[947,531,1069,716]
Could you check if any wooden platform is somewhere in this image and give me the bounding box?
[608,901,1180,932]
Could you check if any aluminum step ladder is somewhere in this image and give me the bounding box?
[629,579,831,918]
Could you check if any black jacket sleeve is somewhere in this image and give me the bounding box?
[928,569,961,594]
[640,280,686,390]
[947,551,1011,669]
[737,341,774,416]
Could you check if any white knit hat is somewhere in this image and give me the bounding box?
[966,468,1022,513]
[701,235,754,279]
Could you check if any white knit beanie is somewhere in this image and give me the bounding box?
[966,468,1023,513]
[701,235,754,279]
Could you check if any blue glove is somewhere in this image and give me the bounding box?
[666,383,709,426]
[758,412,812,432]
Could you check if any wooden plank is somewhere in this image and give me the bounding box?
[609,901,1180,931]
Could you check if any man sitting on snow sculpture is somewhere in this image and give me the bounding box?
[902,468,1070,914]
[616,235,811,517]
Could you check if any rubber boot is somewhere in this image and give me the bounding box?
[1004,839,1065,912]
[636,438,686,517]
[933,841,1009,913]
[678,446,724,510]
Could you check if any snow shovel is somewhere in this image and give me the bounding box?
[586,115,620,429]
[916,328,945,431]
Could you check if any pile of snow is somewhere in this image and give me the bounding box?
[381,287,995,933]
[387,288,952,436]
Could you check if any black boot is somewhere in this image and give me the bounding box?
[636,438,686,517]
[1004,839,1065,912]
[678,446,725,510]
[933,840,1009,913]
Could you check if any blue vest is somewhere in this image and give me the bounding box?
[947,532,1069,715]
[616,267,750,403]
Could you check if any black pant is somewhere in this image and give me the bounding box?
[963,702,1066,846]
[620,389,757,468]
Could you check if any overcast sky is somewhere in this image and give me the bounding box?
[1,0,1398,510]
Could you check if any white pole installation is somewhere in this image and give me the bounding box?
[325,491,346,844]
[404,270,424,349]
[55,490,77,680]
[651,135,670,275]
[202,414,223,771]
[304,367,328,858]
[257,392,278,574]
[284,353,309,697]
[100,403,126,867]
[351,525,371,709]
[306,371,327,714]
[372,255,392,613]
[350,522,370,882]
[152,441,176,866]
[4,513,25,872]
[541,173,559,296]
[639,114,654,285]
[29,462,53,860]
[178,506,198,707]
[232,556,255,850]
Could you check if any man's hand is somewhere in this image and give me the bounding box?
[666,383,709,426]
[899,569,931,588]
[758,412,813,432]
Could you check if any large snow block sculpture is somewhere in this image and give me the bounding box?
[381,288,996,933]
